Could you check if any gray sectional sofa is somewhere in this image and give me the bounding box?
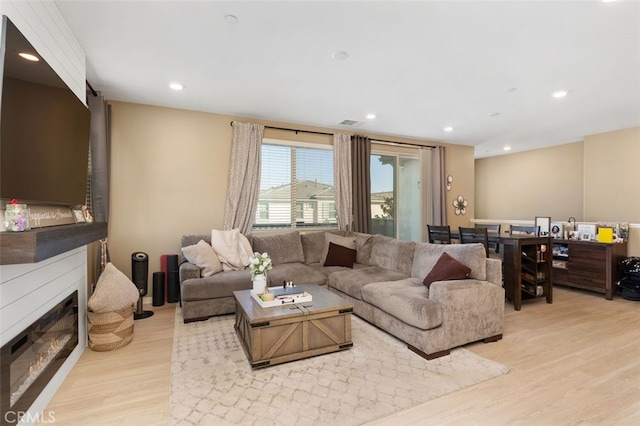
[179,230,504,359]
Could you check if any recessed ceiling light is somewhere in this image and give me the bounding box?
[551,90,568,98]
[504,146,512,151]
[443,126,454,132]
[602,0,618,3]
[332,50,349,61]
[18,52,39,62]
[169,82,184,91]
[224,15,238,24]
[366,113,376,120]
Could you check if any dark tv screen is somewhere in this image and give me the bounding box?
[1,15,90,206]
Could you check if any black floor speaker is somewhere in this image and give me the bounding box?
[152,271,165,306]
[166,254,180,303]
[131,252,153,320]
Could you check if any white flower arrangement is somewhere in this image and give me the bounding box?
[249,252,273,278]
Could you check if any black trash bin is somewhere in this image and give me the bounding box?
[618,257,640,301]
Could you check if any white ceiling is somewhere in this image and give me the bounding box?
[55,0,640,158]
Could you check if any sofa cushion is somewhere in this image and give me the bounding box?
[369,235,415,276]
[411,242,487,281]
[182,234,211,248]
[328,266,409,300]
[252,231,305,264]
[324,242,357,268]
[181,269,251,301]
[321,233,357,264]
[423,252,471,288]
[301,230,345,265]
[181,240,223,277]
[361,279,444,330]
[347,232,374,265]
[267,262,327,286]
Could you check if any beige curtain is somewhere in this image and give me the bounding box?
[420,146,447,241]
[223,122,264,234]
[333,133,352,231]
[351,135,372,233]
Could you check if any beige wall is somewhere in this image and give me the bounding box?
[108,101,472,276]
[475,142,584,221]
[445,144,476,231]
[475,127,640,256]
[584,127,640,223]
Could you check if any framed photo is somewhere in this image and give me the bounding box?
[568,230,581,241]
[580,233,592,241]
[535,216,551,236]
[72,208,85,223]
[577,223,596,238]
[550,222,563,239]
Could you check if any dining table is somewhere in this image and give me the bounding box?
[451,232,553,311]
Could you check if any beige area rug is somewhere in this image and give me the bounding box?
[170,308,509,426]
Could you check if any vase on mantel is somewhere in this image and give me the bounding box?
[252,273,267,294]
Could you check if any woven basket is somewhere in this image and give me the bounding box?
[87,304,134,351]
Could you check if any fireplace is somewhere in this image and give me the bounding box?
[1,291,78,426]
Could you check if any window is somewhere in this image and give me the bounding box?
[253,139,336,230]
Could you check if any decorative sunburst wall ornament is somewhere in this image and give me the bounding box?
[446,175,453,191]
[453,195,468,215]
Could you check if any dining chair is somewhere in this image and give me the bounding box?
[427,225,452,244]
[509,225,539,236]
[475,223,501,254]
[458,226,490,258]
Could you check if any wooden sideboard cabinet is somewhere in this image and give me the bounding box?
[552,239,627,299]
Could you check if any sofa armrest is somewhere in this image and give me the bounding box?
[179,262,201,283]
[429,279,505,346]
[485,258,502,286]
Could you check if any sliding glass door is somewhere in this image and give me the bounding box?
[370,153,421,241]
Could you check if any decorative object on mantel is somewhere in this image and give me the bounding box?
[446,174,453,191]
[249,251,272,294]
[27,204,75,228]
[452,194,468,215]
[3,199,30,231]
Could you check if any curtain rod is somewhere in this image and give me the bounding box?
[229,121,436,149]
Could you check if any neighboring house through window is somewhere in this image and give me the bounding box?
[253,139,336,230]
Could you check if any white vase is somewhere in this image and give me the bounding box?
[252,274,267,294]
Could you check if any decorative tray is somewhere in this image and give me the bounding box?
[250,286,312,308]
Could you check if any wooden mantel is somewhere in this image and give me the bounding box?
[0,222,107,265]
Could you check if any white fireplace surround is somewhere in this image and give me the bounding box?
[0,246,88,424]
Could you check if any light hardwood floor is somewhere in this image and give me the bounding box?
[43,287,640,425]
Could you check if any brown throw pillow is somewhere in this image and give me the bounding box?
[423,252,472,288]
[324,242,357,268]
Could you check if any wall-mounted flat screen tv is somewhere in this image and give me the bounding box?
[1,15,90,206]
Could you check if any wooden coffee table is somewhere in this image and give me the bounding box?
[233,284,353,368]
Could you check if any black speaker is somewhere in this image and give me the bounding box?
[131,252,153,320]
[152,271,165,306]
[166,254,180,303]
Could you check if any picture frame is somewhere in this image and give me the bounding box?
[72,208,85,223]
[550,222,563,239]
[535,216,551,237]
[577,223,596,239]
[580,233,592,241]
[568,230,581,241]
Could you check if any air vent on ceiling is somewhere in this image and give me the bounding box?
[339,119,364,127]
